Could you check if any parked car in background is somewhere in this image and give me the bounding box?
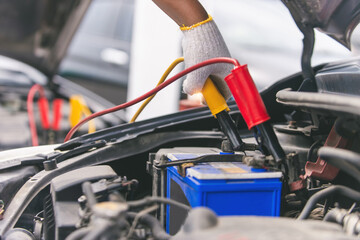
[0,0,126,150]
[59,0,135,104]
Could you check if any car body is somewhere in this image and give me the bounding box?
[1,0,360,240]
[0,0,126,150]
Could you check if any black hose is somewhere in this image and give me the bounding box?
[65,227,92,240]
[334,118,359,139]
[318,147,360,184]
[127,196,191,211]
[299,25,315,82]
[67,219,129,240]
[298,185,360,220]
[82,181,97,208]
[306,140,322,162]
[294,21,317,92]
[126,212,171,240]
[281,3,317,91]
[319,147,360,170]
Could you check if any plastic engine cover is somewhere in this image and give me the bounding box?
[172,208,357,240]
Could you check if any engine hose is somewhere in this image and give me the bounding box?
[319,147,360,170]
[318,147,360,184]
[306,139,322,162]
[299,25,315,82]
[127,196,191,211]
[323,208,347,223]
[65,227,92,240]
[83,221,113,240]
[294,19,317,91]
[81,182,97,208]
[126,212,171,240]
[297,185,360,220]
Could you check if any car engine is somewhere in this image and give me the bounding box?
[1,57,360,239]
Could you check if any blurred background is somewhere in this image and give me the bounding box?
[0,0,359,150]
[59,0,360,120]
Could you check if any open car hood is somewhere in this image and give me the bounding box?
[0,0,91,76]
[282,0,360,49]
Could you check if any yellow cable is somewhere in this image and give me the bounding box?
[130,57,184,123]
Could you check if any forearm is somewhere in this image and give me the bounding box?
[153,0,231,99]
[152,0,208,27]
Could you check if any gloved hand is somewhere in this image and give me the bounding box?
[181,16,233,100]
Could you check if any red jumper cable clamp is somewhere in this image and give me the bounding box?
[225,65,285,163]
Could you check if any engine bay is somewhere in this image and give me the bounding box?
[1,58,360,239]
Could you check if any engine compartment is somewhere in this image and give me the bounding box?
[1,58,360,239]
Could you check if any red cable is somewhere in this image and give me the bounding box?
[27,84,47,146]
[64,57,240,142]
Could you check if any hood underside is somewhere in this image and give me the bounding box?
[0,0,91,76]
[282,0,360,49]
[0,0,359,78]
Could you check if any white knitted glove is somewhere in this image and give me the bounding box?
[181,17,232,100]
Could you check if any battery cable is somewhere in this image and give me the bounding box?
[64,57,240,142]
[130,57,184,123]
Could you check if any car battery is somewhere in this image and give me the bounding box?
[163,148,282,234]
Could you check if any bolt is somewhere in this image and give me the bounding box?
[288,121,297,129]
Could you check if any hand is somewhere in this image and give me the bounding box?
[182,19,232,100]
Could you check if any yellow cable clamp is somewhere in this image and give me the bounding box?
[69,95,96,133]
[202,78,230,116]
[180,15,213,31]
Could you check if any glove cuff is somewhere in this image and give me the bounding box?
[181,18,232,98]
[180,15,213,31]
